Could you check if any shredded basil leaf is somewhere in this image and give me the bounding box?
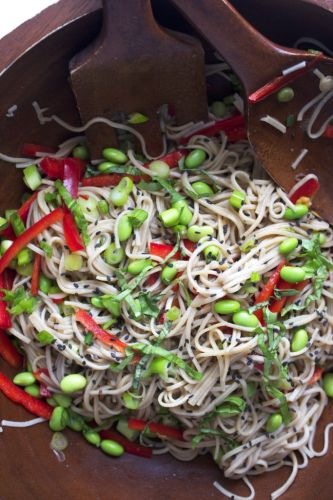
[84,332,94,346]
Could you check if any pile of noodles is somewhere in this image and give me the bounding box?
[4,121,332,499]
[2,39,333,498]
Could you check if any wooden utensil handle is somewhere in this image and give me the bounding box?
[102,0,159,39]
[171,0,299,93]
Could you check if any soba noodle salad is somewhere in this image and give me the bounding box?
[0,51,333,500]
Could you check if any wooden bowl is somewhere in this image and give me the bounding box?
[0,1,332,499]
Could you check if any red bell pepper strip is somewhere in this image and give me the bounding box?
[248,54,324,103]
[75,309,126,353]
[308,366,324,385]
[63,158,86,198]
[147,150,185,169]
[31,253,42,297]
[40,157,64,179]
[21,143,56,158]
[150,242,181,260]
[0,371,53,419]
[0,330,23,368]
[323,125,333,139]
[33,367,50,383]
[289,178,320,204]
[0,273,12,329]
[284,280,309,306]
[82,173,144,187]
[0,208,64,275]
[2,269,15,290]
[1,192,39,240]
[183,239,196,253]
[128,418,184,441]
[254,260,286,324]
[63,209,84,252]
[180,114,245,144]
[99,429,152,458]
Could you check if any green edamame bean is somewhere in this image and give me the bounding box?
[191,181,214,197]
[187,225,214,243]
[118,176,134,194]
[127,259,152,275]
[118,215,133,242]
[291,328,308,352]
[284,204,308,220]
[277,86,294,103]
[280,266,306,283]
[60,374,87,394]
[166,306,181,322]
[279,237,298,255]
[24,384,40,398]
[72,145,90,160]
[203,245,221,263]
[53,393,72,408]
[211,101,227,118]
[109,188,128,207]
[103,243,125,265]
[102,148,127,164]
[172,224,187,237]
[159,208,180,228]
[229,190,246,209]
[149,160,170,179]
[100,439,124,457]
[98,200,109,215]
[83,430,101,447]
[172,200,192,225]
[318,233,326,246]
[13,372,36,387]
[49,406,69,432]
[323,373,333,398]
[67,410,85,432]
[232,310,259,329]
[98,161,119,173]
[184,149,207,169]
[39,274,53,294]
[265,413,283,433]
[161,262,178,285]
[214,300,241,315]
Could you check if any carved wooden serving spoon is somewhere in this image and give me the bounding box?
[171,0,333,223]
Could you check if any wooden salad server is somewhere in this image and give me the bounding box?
[171,0,333,223]
[69,0,208,159]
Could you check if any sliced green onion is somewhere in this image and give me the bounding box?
[10,212,25,236]
[23,165,42,191]
[121,393,141,411]
[64,253,83,272]
[97,200,109,215]
[37,330,55,345]
[229,190,246,209]
[78,197,99,219]
[240,239,255,253]
[40,241,53,258]
[50,431,68,451]
[166,306,181,322]
[127,112,149,124]
[17,248,33,267]
[0,217,9,231]
[39,274,53,294]
[250,272,260,283]
[128,208,148,228]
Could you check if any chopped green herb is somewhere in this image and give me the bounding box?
[40,241,53,258]
[84,332,94,346]
[55,180,89,245]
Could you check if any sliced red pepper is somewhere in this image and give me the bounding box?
[63,208,84,252]
[225,126,247,142]
[33,367,50,383]
[147,150,185,168]
[323,125,333,139]
[289,178,320,204]
[75,309,126,353]
[2,269,15,290]
[180,114,245,144]
[0,208,64,275]
[0,273,12,329]
[0,371,53,419]
[40,157,64,179]
[308,366,324,385]
[99,429,152,458]
[183,239,196,253]
[21,143,56,158]
[284,280,309,306]
[254,260,286,324]
[0,330,23,368]
[82,173,144,188]
[1,192,39,240]
[63,158,86,198]
[31,253,42,297]
[149,242,181,260]
[128,418,184,441]
[146,272,160,286]
[248,54,324,103]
